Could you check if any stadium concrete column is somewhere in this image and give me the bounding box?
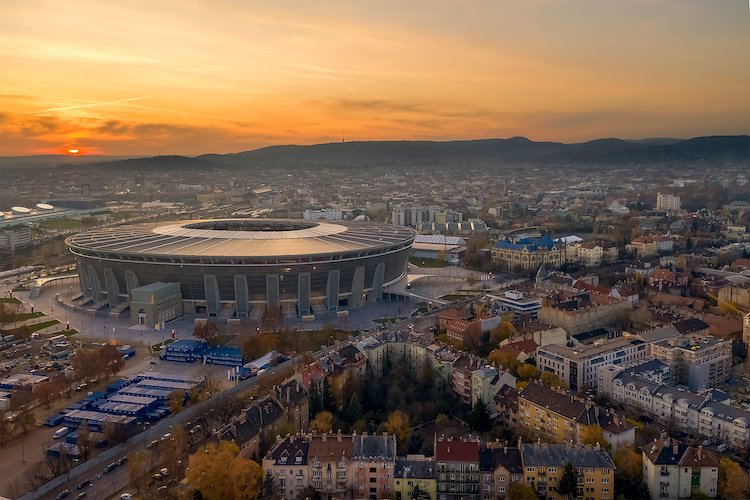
[125,271,140,295]
[371,262,385,302]
[204,275,220,316]
[350,266,365,308]
[104,268,120,307]
[77,261,90,297]
[326,270,340,311]
[266,275,280,308]
[234,275,249,317]
[298,272,311,315]
[87,266,102,301]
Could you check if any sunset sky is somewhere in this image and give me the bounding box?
[1,0,748,156]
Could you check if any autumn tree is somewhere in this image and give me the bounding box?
[580,425,610,451]
[98,344,125,378]
[193,320,220,345]
[70,348,104,382]
[489,321,515,343]
[719,457,749,500]
[128,450,150,495]
[77,421,94,461]
[0,411,12,445]
[613,445,642,481]
[261,306,285,333]
[540,371,569,390]
[187,441,262,500]
[557,462,578,498]
[488,350,521,377]
[311,411,333,433]
[516,363,541,381]
[10,389,35,433]
[168,389,185,414]
[241,333,279,360]
[34,380,61,408]
[201,370,221,398]
[385,411,411,454]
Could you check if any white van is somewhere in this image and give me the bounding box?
[53,427,69,439]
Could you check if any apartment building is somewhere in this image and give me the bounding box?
[471,366,516,408]
[656,192,681,211]
[598,370,750,451]
[308,432,355,499]
[517,382,635,452]
[649,334,731,390]
[570,241,619,268]
[642,434,719,500]
[352,433,397,500]
[521,442,616,500]
[536,336,648,392]
[479,445,522,500]
[435,436,481,500]
[630,235,674,257]
[536,293,633,336]
[394,455,436,500]
[263,435,311,500]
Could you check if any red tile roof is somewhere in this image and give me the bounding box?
[435,439,480,462]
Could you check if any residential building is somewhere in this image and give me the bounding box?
[308,432,355,499]
[479,445,522,500]
[491,234,567,271]
[536,337,648,392]
[649,334,731,390]
[263,436,310,500]
[520,442,616,500]
[599,371,750,451]
[572,241,619,268]
[451,355,480,405]
[536,292,633,336]
[394,455,436,500]
[352,433,397,500]
[642,434,718,500]
[435,436,481,500]
[489,291,542,317]
[516,382,635,452]
[471,366,516,408]
[304,208,343,220]
[630,235,674,257]
[656,192,681,211]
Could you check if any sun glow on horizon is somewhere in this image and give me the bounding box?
[68,149,79,154]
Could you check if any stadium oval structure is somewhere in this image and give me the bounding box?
[66,219,417,318]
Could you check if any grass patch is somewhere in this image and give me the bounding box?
[17,312,45,321]
[28,320,60,332]
[151,338,177,352]
[49,329,79,336]
[12,288,30,292]
[0,297,21,304]
[409,257,447,268]
[276,328,351,354]
[440,294,464,301]
[456,289,484,293]
[39,218,83,230]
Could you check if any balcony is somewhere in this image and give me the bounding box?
[661,471,670,476]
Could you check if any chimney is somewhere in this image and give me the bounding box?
[673,443,679,455]
[337,430,342,442]
[504,446,508,454]
[595,442,600,451]
[322,433,327,442]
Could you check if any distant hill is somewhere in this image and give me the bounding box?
[2,135,747,171]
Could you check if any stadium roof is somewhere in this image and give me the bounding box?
[67,219,416,259]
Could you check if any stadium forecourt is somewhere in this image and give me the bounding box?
[65,219,417,325]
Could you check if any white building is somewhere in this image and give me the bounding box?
[303,208,343,220]
[657,193,681,211]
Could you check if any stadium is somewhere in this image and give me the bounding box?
[65,219,417,323]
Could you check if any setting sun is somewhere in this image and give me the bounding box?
[68,149,79,154]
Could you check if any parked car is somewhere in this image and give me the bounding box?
[55,490,70,500]
[103,463,117,474]
[75,480,90,490]
[117,456,128,466]
[120,494,133,500]
[717,444,728,453]
[152,473,163,481]
[702,439,712,446]
[147,440,159,449]
[161,432,171,440]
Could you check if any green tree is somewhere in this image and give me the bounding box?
[345,393,363,424]
[322,377,335,411]
[309,384,323,419]
[468,398,493,432]
[557,462,578,498]
[508,482,538,500]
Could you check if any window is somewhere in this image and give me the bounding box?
[602,478,608,483]
[602,488,609,493]
[549,468,557,473]
[527,467,535,472]
[586,478,594,483]
[498,486,506,493]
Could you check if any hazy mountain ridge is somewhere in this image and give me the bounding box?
[2,136,747,171]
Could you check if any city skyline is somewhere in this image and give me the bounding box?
[1,0,749,156]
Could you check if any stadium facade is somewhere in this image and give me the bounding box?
[66,219,416,321]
